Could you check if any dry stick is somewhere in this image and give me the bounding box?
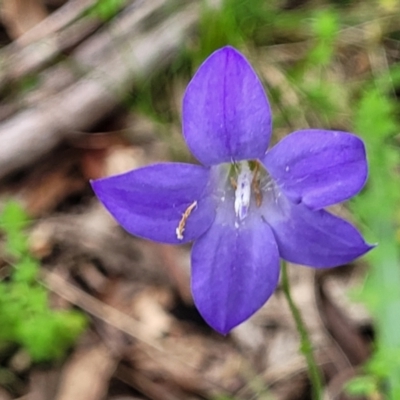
[56,344,118,400]
[0,0,170,87]
[0,0,101,86]
[0,0,49,40]
[43,270,230,397]
[0,0,171,121]
[72,0,170,71]
[0,1,198,180]
[43,270,162,350]
[14,0,98,45]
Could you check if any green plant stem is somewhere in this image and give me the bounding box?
[281,262,323,400]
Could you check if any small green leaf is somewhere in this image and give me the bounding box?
[4,229,29,259]
[86,0,126,21]
[0,197,86,362]
[311,9,339,41]
[12,258,38,284]
[345,376,378,396]
[0,200,30,232]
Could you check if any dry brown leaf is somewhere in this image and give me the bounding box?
[117,366,189,400]
[56,344,117,400]
[27,368,61,400]
[20,150,86,217]
[43,270,163,350]
[0,387,12,400]
[109,397,144,400]
[15,0,97,46]
[131,287,174,340]
[126,334,241,398]
[316,282,371,367]
[1,0,48,39]
[156,244,193,305]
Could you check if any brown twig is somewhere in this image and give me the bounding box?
[0,0,199,180]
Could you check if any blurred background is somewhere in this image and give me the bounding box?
[0,0,399,399]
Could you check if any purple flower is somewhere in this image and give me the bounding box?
[91,46,372,334]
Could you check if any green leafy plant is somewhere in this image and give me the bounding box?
[0,200,86,362]
[347,80,400,399]
[345,375,379,397]
[85,0,126,21]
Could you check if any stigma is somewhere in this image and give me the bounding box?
[234,162,253,221]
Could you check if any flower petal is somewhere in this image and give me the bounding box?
[191,209,280,334]
[183,46,272,166]
[91,163,215,244]
[263,191,373,267]
[262,129,368,209]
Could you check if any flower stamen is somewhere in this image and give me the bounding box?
[251,161,263,207]
[176,200,198,240]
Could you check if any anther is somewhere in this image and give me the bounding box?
[251,162,263,207]
[176,201,197,240]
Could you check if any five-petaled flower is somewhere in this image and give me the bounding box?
[91,46,373,334]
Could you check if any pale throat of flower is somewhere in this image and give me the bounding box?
[175,161,264,240]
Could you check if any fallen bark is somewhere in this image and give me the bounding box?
[0,0,102,87]
[0,0,198,180]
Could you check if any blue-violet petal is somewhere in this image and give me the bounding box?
[263,193,373,267]
[263,129,368,210]
[183,46,272,166]
[191,209,280,334]
[91,163,215,244]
